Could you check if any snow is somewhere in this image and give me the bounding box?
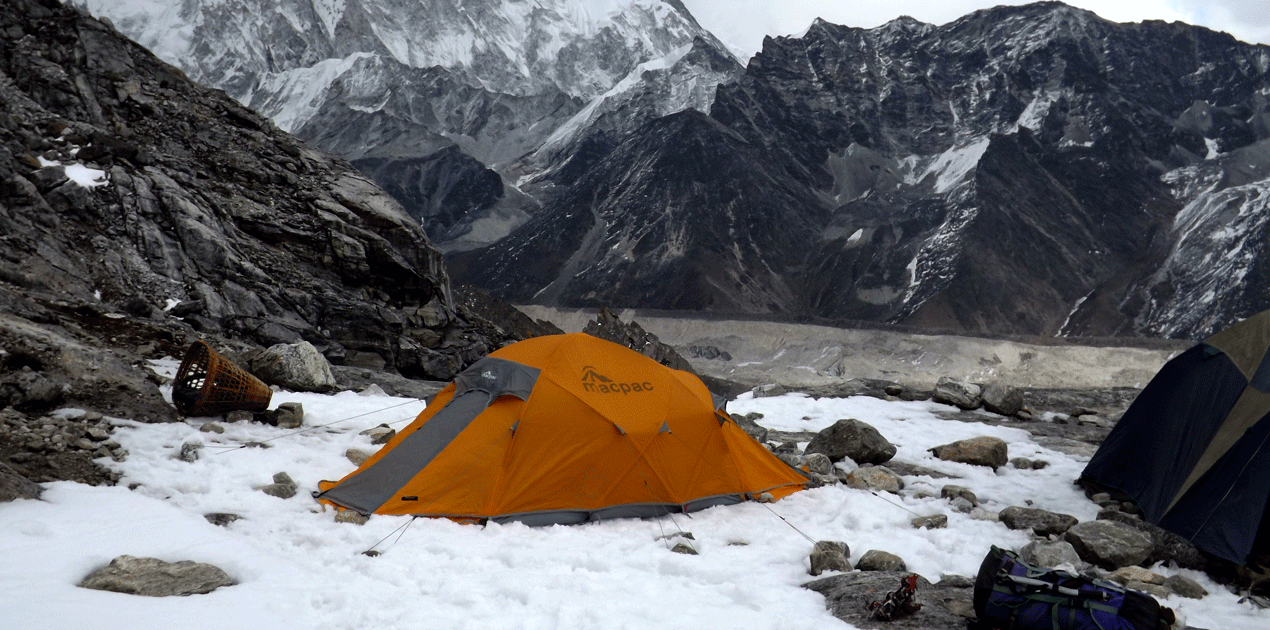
[2,364,1268,629]
[921,137,990,194]
[37,156,108,188]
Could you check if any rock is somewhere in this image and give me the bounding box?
[670,542,698,555]
[176,442,202,463]
[203,513,242,527]
[752,383,787,398]
[1010,456,1034,469]
[949,496,975,513]
[810,540,852,575]
[1020,540,1084,569]
[804,418,896,465]
[1124,580,1172,600]
[1095,509,1209,571]
[360,424,396,445]
[259,471,297,499]
[1163,574,1207,599]
[802,452,835,475]
[0,462,43,502]
[731,412,769,443]
[912,514,948,529]
[929,436,1008,470]
[933,377,982,410]
[346,448,372,465]
[856,550,908,572]
[78,555,235,596]
[805,571,968,629]
[982,382,1024,415]
[224,410,253,423]
[335,510,370,525]
[269,402,304,429]
[1064,520,1154,570]
[999,506,1079,537]
[199,422,225,434]
[845,465,903,493]
[242,341,338,393]
[940,484,978,507]
[581,308,695,373]
[1107,566,1166,586]
[969,508,1000,522]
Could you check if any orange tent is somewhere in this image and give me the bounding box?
[316,333,806,525]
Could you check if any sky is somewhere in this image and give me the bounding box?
[679,1,1270,59]
[3,357,1269,628]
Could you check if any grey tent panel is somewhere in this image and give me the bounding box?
[317,356,540,514]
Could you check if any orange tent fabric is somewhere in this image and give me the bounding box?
[317,333,806,524]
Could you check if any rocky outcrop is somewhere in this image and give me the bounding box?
[0,0,509,387]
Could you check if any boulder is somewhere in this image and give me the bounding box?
[0,462,43,502]
[804,418,896,465]
[856,550,907,572]
[999,506,1079,537]
[1163,575,1208,599]
[1020,540,1083,569]
[1064,520,1153,570]
[809,540,852,575]
[1107,566,1165,586]
[845,465,903,493]
[1095,509,1209,571]
[933,377,982,410]
[752,383,787,398]
[802,452,835,476]
[982,382,1024,416]
[243,341,337,393]
[929,436,1008,470]
[78,555,235,596]
[805,572,970,629]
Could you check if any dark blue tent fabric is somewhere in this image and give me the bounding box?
[1157,410,1270,563]
[1082,345,1247,519]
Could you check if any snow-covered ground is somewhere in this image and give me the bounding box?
[2,361,1268,629]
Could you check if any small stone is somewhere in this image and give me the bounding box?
[752,384,787,398]
[912,514,948,529]
[941,484,978,507]
[361,424,396,445]
[203,513,242,527]
[929,436,1008,470]
[803,452,834,475]
[271,402,304,429]
[199,422,225,434]
[1010,457,1033,469]
[335,511,370,525]
[176,442,202,463]
[845,465,903,493]
[346,448,371,465]
[224,410,253,423]
[670,542,698,555]
[1163,575,1207,599]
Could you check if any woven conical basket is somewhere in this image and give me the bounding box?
[171,341,272,416]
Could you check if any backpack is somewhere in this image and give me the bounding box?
[973,546,1175,630]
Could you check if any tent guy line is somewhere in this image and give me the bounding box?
[208,398,423,455]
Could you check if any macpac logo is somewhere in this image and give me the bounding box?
[581,366,654,395]
[481,370,497,381]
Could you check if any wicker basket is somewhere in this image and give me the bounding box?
[171,341,272,416]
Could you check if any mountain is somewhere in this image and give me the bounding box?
[73,0,741,252]
[0,0,518,416]
[79,0,1270,339]
[464,2,1270,339]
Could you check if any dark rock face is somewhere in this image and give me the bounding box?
[462,4,1270,339]
[0,0,506,381]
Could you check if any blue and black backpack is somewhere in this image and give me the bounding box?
[974,546,1176,630]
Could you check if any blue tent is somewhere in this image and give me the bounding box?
[1081,310,1270,567]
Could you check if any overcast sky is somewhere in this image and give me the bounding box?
[678,1,1270,59]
